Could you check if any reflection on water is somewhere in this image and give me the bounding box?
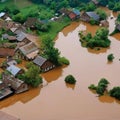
[65,83,76,90]
[0,87,41,109]
[41,66,64,83]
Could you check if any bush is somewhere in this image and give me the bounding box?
[88,78,109,96]
[65,75,76,84]
[15,58,22,64]
[107,53,114,62]
[88,84,97,90]
[109,87,120,100]
[58,57,70,65]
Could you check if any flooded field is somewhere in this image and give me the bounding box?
[0,10,120,120]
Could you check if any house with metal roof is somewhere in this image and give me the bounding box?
[33,55,55,72]
[6,65,22,76]
[80,11,100,22]
[18,42,39,60]
[2,73,28,94]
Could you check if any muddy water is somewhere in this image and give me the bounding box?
[1,12,120,120]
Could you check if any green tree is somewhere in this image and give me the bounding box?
[95,8,107,20]
[107,53,114,62]
[42,36,60,65]
[24,64,43,87]
[65,75,76,84]
[109,87,120,100]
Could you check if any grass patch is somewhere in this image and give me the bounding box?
[38,17,71,40]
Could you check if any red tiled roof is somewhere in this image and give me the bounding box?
[68,12,76,20]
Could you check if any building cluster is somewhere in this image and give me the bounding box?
[0,12,55,100]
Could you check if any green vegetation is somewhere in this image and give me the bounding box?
[38,17,71,40]
[107,53,114,62]
[95,8,107,20]
[41,36,69,66]
[98,0,120,12]
[89,78,120,100]
[109,87,120,100]
[65,75,76,84]
[89,78,109,96]
[15,58,22,64]
[58,57,70,65]
[79,27,111,49]
[19,64,43,87]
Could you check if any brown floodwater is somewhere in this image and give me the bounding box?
[1,10,120,120]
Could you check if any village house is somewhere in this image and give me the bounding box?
[61,8,80,21]
[6,65,22,76]
[0,12,9,20]
[24,17,39,29]
[17,42,39,60]
[33,55,55,72]
[80,11,100,22]
[16,31,30,43]
[2,73,28,94]
[0,48,15,58]
[2,34,17,42]
[100,20,109,27]
[0,80,13,100]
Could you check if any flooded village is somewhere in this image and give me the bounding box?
[0,0,120,120]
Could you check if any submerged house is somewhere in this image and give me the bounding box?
[33,55,55,72]
[80,11,100,22]
[17,42,39,60]
[2,73,28,94]
[0,80,13,100]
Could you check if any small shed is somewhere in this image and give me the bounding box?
[33,56,55,72]
[81,11,100,22]
[6,65,22,76]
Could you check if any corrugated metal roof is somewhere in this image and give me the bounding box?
[73,9,80,16]
[33,56,47,67]
[7,65,21,76]
[0,12,5,18]
[86,12,100,21]
[19,42,38,55]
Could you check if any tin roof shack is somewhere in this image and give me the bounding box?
[18,42,39,60]
[80,11,100,22]
[0,111,19,120]
[33,56,55,72]
[6,65,22,77]
[0,81,13,100]
[2,73,28,94]
[16,32,30,44]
